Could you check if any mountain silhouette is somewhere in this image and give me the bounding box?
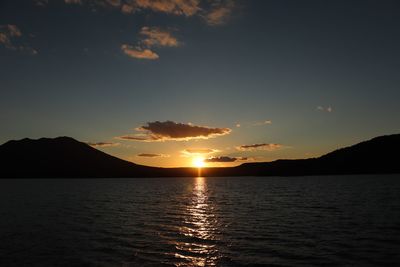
[0,137,169,178]
[0,134,399,178]
[203,134,400,177]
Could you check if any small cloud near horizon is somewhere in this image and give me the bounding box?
[205,156,249,163]
[205,156,237,162]
[236,143,282,151]
[181,148,220,156]
[137,153,169,158]
[87,142,120,147]
[117,121,231,142]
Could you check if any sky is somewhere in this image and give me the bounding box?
[1,0,400,167]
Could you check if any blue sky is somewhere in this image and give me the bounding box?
[1,0,399,167]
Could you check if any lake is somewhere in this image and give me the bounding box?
[1,175,400,266]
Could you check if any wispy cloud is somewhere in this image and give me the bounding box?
[121,3,135,13]
[317,106,333,112]
[35,0,240,28]
[137,153,169,158]
[64,0,83,4]
[235,120,272,127]
[35,0,49,6]
[0,25,21,50]
[203,0,235,25]
[62,0,201,16]
[32,1,237,59]
[205,156,248,163]
[140,26,179,47]
[87,142,120,147]
[236,143,282,151]
[134,0,201,16]
[118,120,231,142]
[253,120,272,126]
[61,0,236,25]
[121,44,159,59]
[181,148,219,156]
[0,25,37,55]
[106,0,121,7]
[117,135,148,141]
[122,27,179,59]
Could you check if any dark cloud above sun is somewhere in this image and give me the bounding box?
[205,156,248,163]
[118,121,231,142]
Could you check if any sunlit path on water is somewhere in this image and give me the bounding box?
[173,177,220,266]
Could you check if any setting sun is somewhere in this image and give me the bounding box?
[193,157,206,168]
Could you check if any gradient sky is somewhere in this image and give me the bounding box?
[1,0,400,167]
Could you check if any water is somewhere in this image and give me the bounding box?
[0,175,400,266]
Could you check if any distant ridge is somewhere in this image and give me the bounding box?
[0,137,182,178]
[0,134,399,178]
[203,134,400,177]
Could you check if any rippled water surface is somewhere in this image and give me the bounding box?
[1,175,400,266]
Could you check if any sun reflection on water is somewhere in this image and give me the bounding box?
[174,177,219,266]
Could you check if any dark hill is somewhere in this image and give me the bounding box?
[202,134,400,177]
[0,137,191,178]
[0,134,399,178]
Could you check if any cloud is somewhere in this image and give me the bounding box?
[121,44,159,59]
[122,27,179,60]
[64,0,122,8]
[204,155,249,163]
[64,0,83,4]
[137,153,169,158]
[181,148,219,155]
[87,142,120,147]
[61,0,236,25]
[0,25,21,48]
[121,3,135,13]
[236,143,282,151]
[134,0,201,16]
[34,1,236,60]
[203,0,235,25]
[56,0,237,26]
[317,106,333,112]
[0,25,37,54]
[118,120,231,142]
[117,135,148,141]
[34,0,49,6]
[253,120,272,126]
[106,0,121,7]
[62,0,200,16]
[205,156,237,162]
[140,27,179,47]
